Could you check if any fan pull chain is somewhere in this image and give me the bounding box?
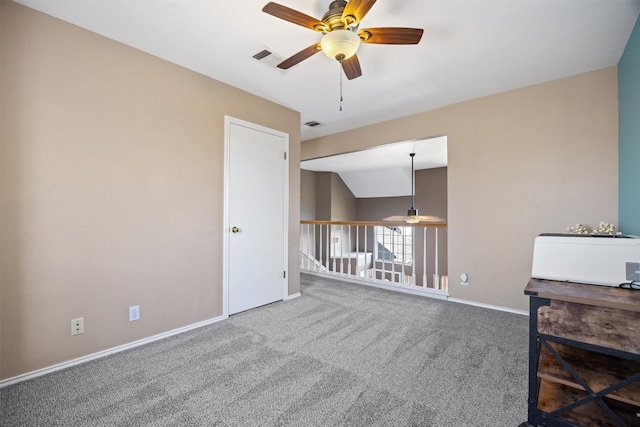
[339,60,343,111]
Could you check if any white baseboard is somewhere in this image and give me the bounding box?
[303,271,527,315]
[0,315,227,389]
[304,271,449,300]
[447,297,529,316]
[284,292,301,300]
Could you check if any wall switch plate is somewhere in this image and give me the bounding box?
[71,318,84,336]
[129,305,140,321]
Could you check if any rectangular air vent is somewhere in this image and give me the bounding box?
[305,121,322,128]
[252,47,285,70]
[252,49,272,60]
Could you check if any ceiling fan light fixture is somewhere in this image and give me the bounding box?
[405,208,420,224]
[321,30,360,61]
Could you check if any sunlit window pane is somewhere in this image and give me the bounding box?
[374,226,413,264]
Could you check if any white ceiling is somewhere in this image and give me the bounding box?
[13,0,639,198]
[13,0,640,143]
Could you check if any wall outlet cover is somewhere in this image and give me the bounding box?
[71,318,84,336]
[129,305,140,321]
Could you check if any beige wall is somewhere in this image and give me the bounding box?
[414,167,447,221]
[356,196,412,221]
[0,2,300,380]
[330,173,356,221]
[303,68,618,311]
[314,172,332,220]
[309,171,356,221]
[0,0,3,375]
[300,170,316,221]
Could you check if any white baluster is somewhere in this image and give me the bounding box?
[433,227,440,290]
[364,225,370,279]
[318,224,323,271]
[305,223,309,270]
[332,225,337,273]
[311,223,315,271]
[400,226,405,285]
[380,226,386,282]
[411,225,416,286]
[326,225,330,273]
[303,223,307,270]
[391,226,396,284]
[347,225,352,276]
[339,225,343,274]
[423,227,427,288]
[355,225,360,277]
[306,223,310,270]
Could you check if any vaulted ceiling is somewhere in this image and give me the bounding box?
[301,136,447,197]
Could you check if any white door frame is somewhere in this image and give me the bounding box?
[223,115,289,318]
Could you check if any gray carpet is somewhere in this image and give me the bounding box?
[0,274,529,426]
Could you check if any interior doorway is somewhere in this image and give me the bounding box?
[224,116,289,315]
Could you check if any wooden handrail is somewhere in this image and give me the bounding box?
[301,220,447,228]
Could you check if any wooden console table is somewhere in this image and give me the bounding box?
[522,279,640,427]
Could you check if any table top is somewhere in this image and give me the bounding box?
[525,278,640,313]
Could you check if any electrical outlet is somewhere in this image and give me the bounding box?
[460,273,469,286]
[129,305,140,321]
[71,318,84,336]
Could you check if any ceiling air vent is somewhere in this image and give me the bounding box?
[305,121,322,128]
[253,49,272,60]
[252,48,285,70]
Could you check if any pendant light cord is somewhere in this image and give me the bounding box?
[410,152,416,209]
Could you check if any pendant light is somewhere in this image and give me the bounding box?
[383,153,445,223]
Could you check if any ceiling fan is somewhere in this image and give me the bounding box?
[384,153,445,224]
[262,0,424,80]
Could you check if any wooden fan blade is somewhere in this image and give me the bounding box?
[359,27,424,44]
[342,0,376,26]
[262,2,327,32]
[277,43,322,69]
[383,215,445,223]
[383,216,408,222]
[341,54,362,80]
[415,215,445,223]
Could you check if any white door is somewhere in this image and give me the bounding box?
[224,117,288,315]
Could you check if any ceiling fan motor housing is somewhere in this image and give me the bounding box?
[323,1,350,30]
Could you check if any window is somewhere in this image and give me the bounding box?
[374,226,413,264]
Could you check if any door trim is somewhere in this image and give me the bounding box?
[223,116,289,318]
